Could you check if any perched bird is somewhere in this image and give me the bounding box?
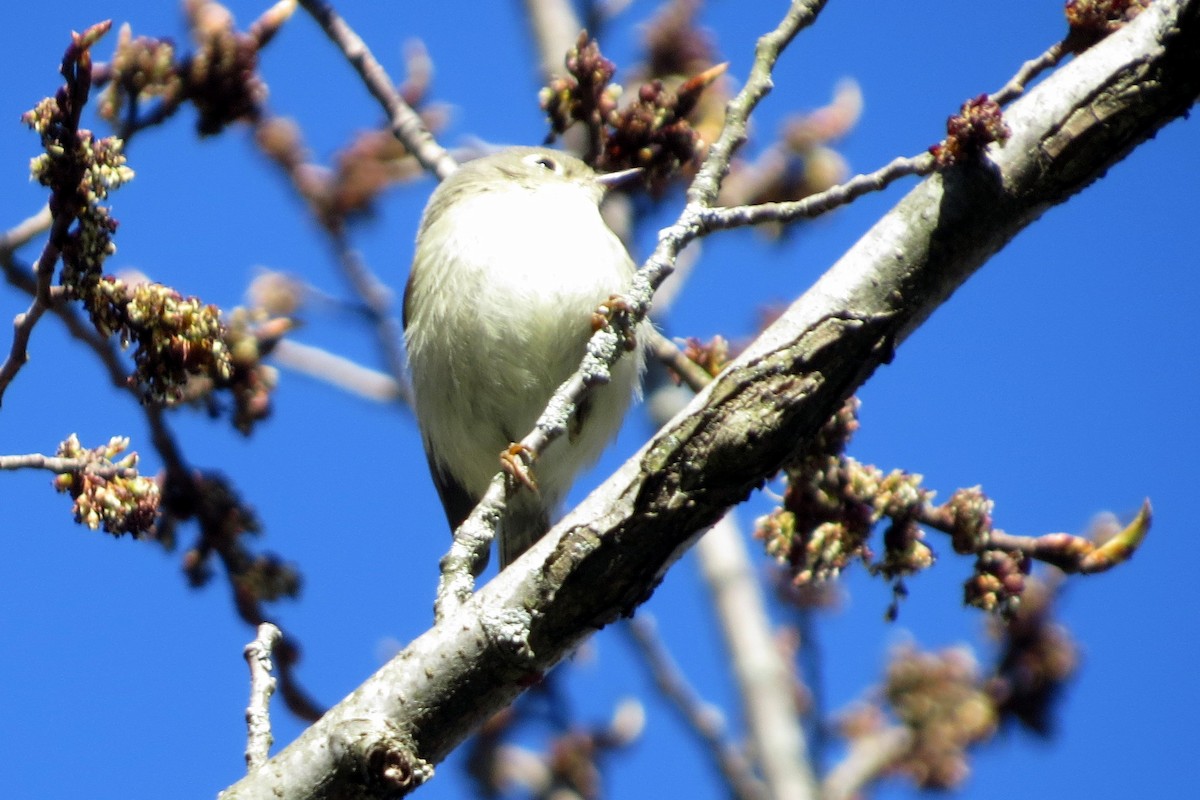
[404,147,643,570]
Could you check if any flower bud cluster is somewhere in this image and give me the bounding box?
[53,434,159,536]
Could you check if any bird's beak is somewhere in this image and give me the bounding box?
[595,166,642,189]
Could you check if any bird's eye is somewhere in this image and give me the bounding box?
[530,155,559,172]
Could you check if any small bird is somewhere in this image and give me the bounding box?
[404,147,643,571]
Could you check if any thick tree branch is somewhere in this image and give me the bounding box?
[219,2,1199,797]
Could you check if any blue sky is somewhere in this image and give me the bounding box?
[1,2,1196,799]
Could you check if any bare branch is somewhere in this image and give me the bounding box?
[0,452,137,478]
[521,0,583,81]
[0,216,71,404]
[0,205,52,254]
[325,230,412,405]
[643,346,815,800]
[644,327,713,393]
[991,41,1068,106]
[296,0,457,180]
[698,153,935,232]
[821,726,912,800]
[272,339,403,402]
[697,516,818,800]
[244,623,283,772]
[624,615,768,800]
[689,0,827,208]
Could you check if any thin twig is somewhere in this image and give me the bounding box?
[0,214,72,405]
[699,153,935,232]
[53,298,136,389]
[624,616,768,800]
[297,0,458,180]
[288,3,448,408]
[326,230,412,405]
[243,622,283,772]
[821,726,911,800]
[251,124,413,405]
[644,327,713,393]
[986,500,1151,574]
[0,452,138,478]
[3,254,135,395]
[688,0,828,208]
[0,205,52,255]
[991,42,1067,106]
[272,339,403,402]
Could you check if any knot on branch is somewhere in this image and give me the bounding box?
[332,717,433,793]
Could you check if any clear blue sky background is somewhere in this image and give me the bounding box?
[1,2,1195,799]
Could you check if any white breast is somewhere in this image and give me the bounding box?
[406,180,641,507]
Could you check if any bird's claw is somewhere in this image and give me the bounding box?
[500,443,539,492]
